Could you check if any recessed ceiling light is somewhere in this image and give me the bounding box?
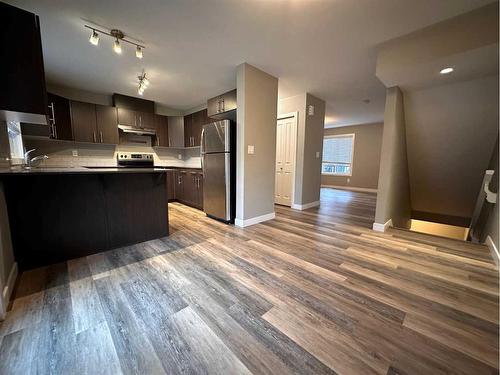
[440,67,454,75]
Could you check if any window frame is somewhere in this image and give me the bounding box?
[321,133,355,176]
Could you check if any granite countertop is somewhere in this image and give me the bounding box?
[0,167,173,175]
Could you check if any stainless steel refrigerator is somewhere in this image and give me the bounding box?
[201,120,235,223]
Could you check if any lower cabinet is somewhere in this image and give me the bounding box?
[167,168,203,210]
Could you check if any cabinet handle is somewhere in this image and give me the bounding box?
[100,131,103,143]
[134,114,137,127]
[93,131,96,143]
[222,98,225,112]
[168,137,171,147]
[157,136,160,147]
[53,125,58,139]
[217,99,221,113]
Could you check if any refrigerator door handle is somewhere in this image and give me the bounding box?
[200,127,205,154]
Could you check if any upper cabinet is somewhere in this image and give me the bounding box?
[154,115,169,147]
[116,107,155,129]
[0,3,48,122]
[96,105,119,144]
[168,116,185,148]
[183,109,211,147]
[47,93,73,140]
[207,89,236,120]
[71,101,119,144]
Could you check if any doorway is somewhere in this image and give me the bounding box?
[275,113,297,206]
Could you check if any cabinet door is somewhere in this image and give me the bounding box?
[207,96,220,118]
[184,114,193,147]
[191,111,203,147]
[221,89,237,113]
[116,107,137,127]
[71,101,97,143]
[138,111,155,129]
[167,170,176,201]
[1,3,47,116]
[168,116,184,147]
[154,115,169,147]
[176,170,186,201]
[47,93,73,140]
[96,105,119,144]
[184,171,198,206]
[196,171,204,209]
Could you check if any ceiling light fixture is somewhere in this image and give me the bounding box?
[440,67,454,75]
[89,29,99,46]
[85,25,145,59]
[138,70,149,96]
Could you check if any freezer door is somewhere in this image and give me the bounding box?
[202,152,230,221]
[201,120,231,154]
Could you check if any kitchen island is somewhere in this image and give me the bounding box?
[0,167,169,269]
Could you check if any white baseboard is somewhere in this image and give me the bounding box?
[291,201,320,210]
[484,235,499,267]
[235,212,275,228]
[322,185,377,194]
[1,262,18,320]
[372,219,393,232]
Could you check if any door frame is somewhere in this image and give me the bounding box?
[276,112,298,207]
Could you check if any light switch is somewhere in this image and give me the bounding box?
[247,145,255,155]
[315,151,320,158]
[72,150,78,157]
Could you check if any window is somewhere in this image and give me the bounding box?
[322,134,354,176]
[7,121,24,165]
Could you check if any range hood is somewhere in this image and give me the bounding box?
[118,124,156,136]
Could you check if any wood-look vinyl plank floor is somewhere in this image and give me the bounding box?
[0,188,498,375]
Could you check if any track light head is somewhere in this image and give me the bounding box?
[89,29,99,46]
[113,38,122,54]
[136,46,143,59]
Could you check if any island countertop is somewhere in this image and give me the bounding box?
[0,167,172,175]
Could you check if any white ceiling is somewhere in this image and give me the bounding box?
[7,0,496,127]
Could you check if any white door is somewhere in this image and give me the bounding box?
[275,116,296,206]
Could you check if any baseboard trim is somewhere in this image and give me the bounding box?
[291,201,320,210]
[484,235,499,267]
[372,219,393,232]
[1,262,18,319]
[235,212,275,228]
[321,185,377,194]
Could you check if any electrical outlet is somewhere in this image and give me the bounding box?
[316,151,320,158]
[247,145,255,155]
[308,105,315,116]
[72,150,78,157]
[347,178,350,183]
[178,154,182,160]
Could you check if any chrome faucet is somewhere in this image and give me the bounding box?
[24,149,49,169]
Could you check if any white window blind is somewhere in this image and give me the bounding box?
[322,134,354,175]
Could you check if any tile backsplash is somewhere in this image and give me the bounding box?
[23,138,202,169]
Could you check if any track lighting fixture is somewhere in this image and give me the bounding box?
[85,25,145,59]
[138,71,149,96]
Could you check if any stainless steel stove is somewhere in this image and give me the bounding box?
[117,152,154,167]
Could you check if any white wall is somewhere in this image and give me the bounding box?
[404,75,499,223]
[236,63,278,226]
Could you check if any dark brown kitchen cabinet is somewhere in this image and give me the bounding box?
[47,93,73,140]
[174,169,203,210]
[1,3,48,119]
[138,112,155,129]
[154,115,169,147]
[95,105,119,144]
[207,89,236,119]
[184,113,193,147]
[72,101,119,144]
[71,101,97,143]
[116,107,136,127]
[166,170,176,201]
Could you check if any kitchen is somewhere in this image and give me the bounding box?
[0,2,237,271]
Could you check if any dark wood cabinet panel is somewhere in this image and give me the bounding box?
[184,114,193,147]
[196,171,204,209]
[138,111,155,129]
[0,3,47,117]
[191,111,203,147]
[207,89,236,119]
[176,170,186,201]
[166,170,176,201]
[174,169,203,210]
[96,105,118,144]
[47,93,73,140]
[154,115,169,147]
[71,101,97,143]
[117,107,137,127]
